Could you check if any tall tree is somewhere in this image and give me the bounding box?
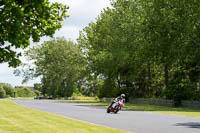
[78,0,200,101]
[78,0,148,97]
[17,37,86,97]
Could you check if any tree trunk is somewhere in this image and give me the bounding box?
[164,64,169,89]
[148,62,151,81]
[147,62,152,96]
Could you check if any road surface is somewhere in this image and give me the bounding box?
[13,100,200,133]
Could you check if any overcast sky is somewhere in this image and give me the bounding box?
[0,0,111,87]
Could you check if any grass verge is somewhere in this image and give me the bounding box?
[63,100,200,118]
[0,100,130,133]
[6,97,34,100]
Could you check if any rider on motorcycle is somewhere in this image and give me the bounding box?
[110,94,125,108]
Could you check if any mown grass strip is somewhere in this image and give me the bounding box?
[0,100,131,133]
[63,100,200,118]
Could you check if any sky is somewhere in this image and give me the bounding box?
[0,0,111,87]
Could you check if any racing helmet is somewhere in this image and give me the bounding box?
[121,93,125,98]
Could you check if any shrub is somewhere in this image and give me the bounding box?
[34,90,41,96]
[0,87,6,98]
[0,83,14,97]
[15,87,36,97]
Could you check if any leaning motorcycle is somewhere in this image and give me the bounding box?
[107,99,124,114]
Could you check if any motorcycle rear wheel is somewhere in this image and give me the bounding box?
[107,107,111,113]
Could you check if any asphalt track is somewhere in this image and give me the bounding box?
[13,100,200,133]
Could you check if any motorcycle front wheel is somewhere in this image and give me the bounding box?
[114,109,119,114]
[114,106,119,114]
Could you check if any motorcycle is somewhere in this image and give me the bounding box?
[107,99,124,114]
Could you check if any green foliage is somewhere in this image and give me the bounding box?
[165,67,199,106]
[15,87,35,97]
[78,0,149,98]
[0,0,69,67]
[13,0,200,103]
[34,90,41,96]
[98,79,118,98]
[18,37,86,98]
[78,76,103,97]
[0,83,14,97]
[0,86,6,98]
[34,83,42,91]
[78,0,200,104]
[0,84,39,98]
[71,88,83,97]
[33,83,43,95]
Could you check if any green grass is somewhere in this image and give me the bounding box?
[124,103,200,117]
[0,100,130,133]
[6,97,34,100]
[63,100,200,118]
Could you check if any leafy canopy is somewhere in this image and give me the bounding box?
[18,37,86,97]
[0,0,69,67]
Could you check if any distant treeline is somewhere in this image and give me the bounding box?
[0,83,40,98]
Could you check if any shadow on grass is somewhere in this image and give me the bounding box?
[175,122,200,129]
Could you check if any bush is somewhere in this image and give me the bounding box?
[71,88,83,97]
[24,88,34,97]
[34,90,41,96]
[15,87,36,97]
[0,87,6,98]
[3,85,14,97]
[0,83,14,97]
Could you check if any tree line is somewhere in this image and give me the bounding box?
[78,0,200,104]
[16,0,200,106]
[0,83,39,98]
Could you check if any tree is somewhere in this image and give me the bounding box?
[17,37,86,97]
[34,83,42,91]
[0,87,6,98]
[14,87,33,97]
[0,83,14,97]
[0,0,69,67]
[78,0,200,102]
[142,0,200,102]
[78,0,147,98]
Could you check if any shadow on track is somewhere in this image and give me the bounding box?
[73,104,106,109]
[175,122,200,129]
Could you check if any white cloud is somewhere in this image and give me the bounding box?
[53,25,80,40]
[63,0,111,27]
[0,0,111,86]
[0,63,12,76]
[0,63,40,87]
